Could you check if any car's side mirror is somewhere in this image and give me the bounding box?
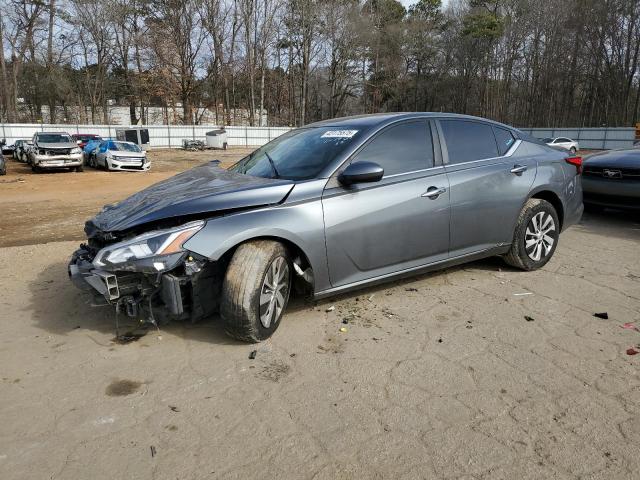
[338,161,384,186]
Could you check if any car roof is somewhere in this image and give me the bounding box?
[306,112,518,131]
[38,131,71,135]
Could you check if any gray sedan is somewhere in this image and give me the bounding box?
[69,113,584,342]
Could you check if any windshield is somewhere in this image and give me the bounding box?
[541,137,554,143]
[38,134,72,143]
[109,141,141,152]
[229,127,362,180]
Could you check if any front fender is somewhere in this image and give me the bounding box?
[183,201,330,293]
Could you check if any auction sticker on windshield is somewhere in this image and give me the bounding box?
[321,130,358,138]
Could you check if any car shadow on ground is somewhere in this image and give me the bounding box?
[577,206,640,242]
[27,260,331,346]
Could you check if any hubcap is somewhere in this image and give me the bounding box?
[259,256,290,328]
[525,211,556,261]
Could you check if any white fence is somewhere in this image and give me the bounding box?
[0,123,292,148]
[3,123,636,150]
[518,127,636,150]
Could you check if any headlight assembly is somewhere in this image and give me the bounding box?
[71,147,82,154]
[93,221,204,272]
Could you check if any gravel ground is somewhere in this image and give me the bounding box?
[0,208,639,479]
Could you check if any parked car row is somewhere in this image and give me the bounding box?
[1,132,149,173]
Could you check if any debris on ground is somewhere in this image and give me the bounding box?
[112,332,146,345]
[405,287,418,292]
[513,292,534,296]
[339,327,347,333]
[249,350,257,360]
[620,323,639,332]
[594,312,609,319]
[150,446,156,458]
[626,347,639,356]
[524,316,535,322]
[437,337,443,343]
[169,405,179,412]
[368,294,375,302]
[325,306,335,312]
[342,319,349,324]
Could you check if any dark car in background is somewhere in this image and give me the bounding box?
[72,133,102,149]
[1,138,14,156]
[69,113,583,343]
[13,139,31,162]
[0,153,6,175]
[582,148,640,210]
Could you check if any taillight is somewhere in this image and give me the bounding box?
[565,156,582,174]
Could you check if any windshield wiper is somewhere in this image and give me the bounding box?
[264,151,280,179]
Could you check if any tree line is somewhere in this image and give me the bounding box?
[0,0,639,128]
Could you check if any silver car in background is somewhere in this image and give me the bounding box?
[91,140,149,171]
[543,137,579,154]
[69,113,584,343]
[28,132,84,172]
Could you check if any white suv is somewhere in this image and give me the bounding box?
[543,137,579,154]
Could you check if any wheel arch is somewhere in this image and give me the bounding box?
[529,189,564,230]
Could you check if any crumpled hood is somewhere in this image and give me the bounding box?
[584,148,640,169]
[88,162,294,234]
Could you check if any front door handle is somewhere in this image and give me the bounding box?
[510,164,527,175]
[422,186,447,199]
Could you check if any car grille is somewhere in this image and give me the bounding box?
[44,148,72,155]
[582,166,640,180]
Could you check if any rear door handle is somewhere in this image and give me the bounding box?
[422,186,447,199]
[510,164,527,175]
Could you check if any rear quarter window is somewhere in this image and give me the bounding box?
[493,127,516,156]
[440,120,498,164]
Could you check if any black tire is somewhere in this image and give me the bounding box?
[221,240,292,342]
[570,146,577,154]
[503,198,560,271]
[75,165,84,172]
[31,164,40,173]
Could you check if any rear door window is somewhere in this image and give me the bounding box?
[351,120,433,176]
[493,127,516,156]
[440,120,498,164]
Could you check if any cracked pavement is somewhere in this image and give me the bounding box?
[0,210,639,479]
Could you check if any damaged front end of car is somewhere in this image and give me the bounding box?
[68,220,224,324]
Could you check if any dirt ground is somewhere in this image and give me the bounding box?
[1,150,640,479]
[0,148,252,247]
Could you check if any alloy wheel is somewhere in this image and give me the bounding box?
[525,211,556,261]
[259,256,290,328]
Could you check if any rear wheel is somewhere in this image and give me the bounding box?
[570,146,577,154]
[221,240,292,342]
[503,198,559,271]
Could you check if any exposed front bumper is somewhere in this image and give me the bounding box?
[32,153,83,168]
[68,245,220,322]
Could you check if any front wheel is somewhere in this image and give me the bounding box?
[221,240,292,342]
[503,198,559,271]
